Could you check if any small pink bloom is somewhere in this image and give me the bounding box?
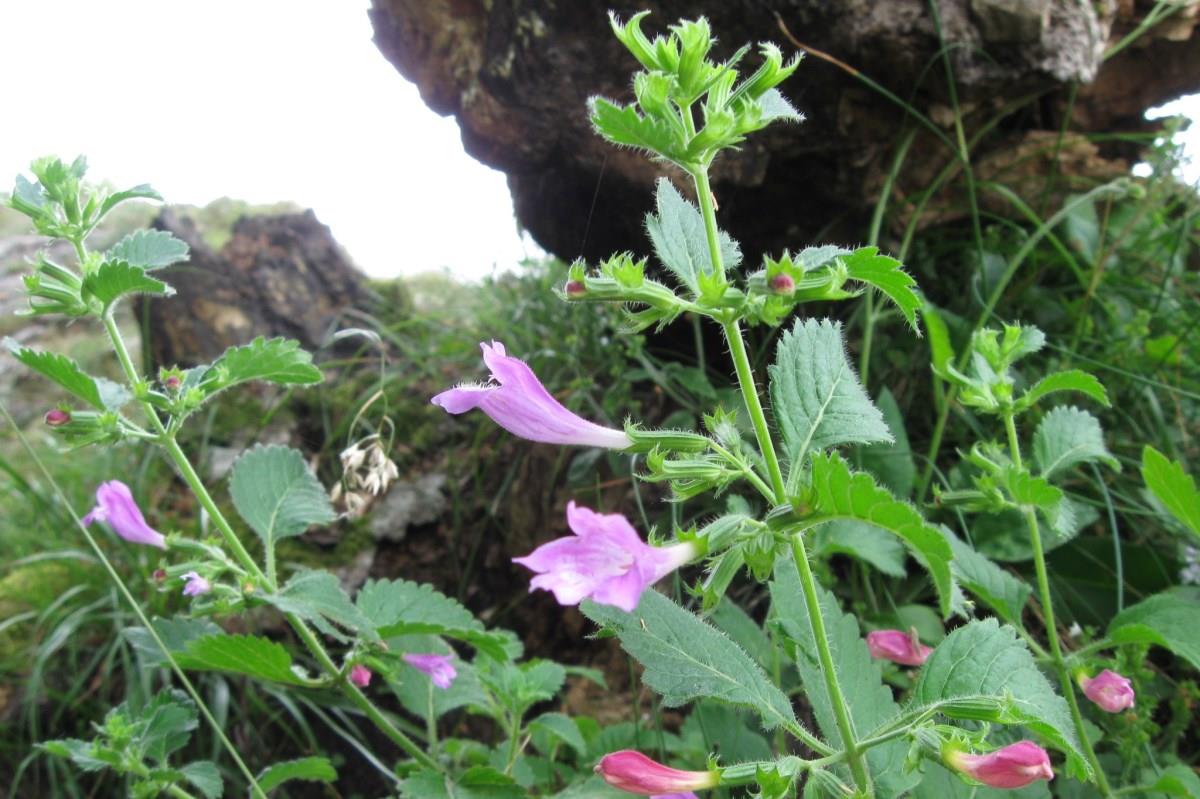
[1080,669,1135,713]
[866,629,933,666]
[768,273,795,295]
[432,341,631,449]
[349,664,373,688]
[513,502,697,612]
[44,409,71,426]
[564,280,587,297]
[595,750,717,795]
[403,653,457,689]
[181,571,211,597]
[946,741,1054,789]
[82,480,166,549]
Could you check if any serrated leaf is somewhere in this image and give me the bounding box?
[229,445,335,550]
[944,528,1031,624]
[814,520,906,578]
[400,766,525,799]
[99,183,161,217]
[843,247,920,330]
[770,557,917,798]
[1007,468,1064,510]
[265,570,373,640]
[709,598,774,669]
[529,712,587,756]
[589,97,680,162]
[206,336,323,391]
[37,739,114,772]
[912,618,1087,777]
[581,590,797,731]
[1020,369,1109,409]
[82,260,173,309]
[1107,588,1200,671]
[106,229,190,270]
[356,578,507,658]
[179,761,222,799]
[175,634,311,686]
[757,88,803,122]
[644,178,741,294]
[5,339,114,410]
[123,617,223,667]
[796,245,851,270]
[858,388,915,498]
[1032,406,1118,478]
[138,689,198,761]
[256,757,337,793]
[805,452,955,617]
[1142,446,1200,539]
[771,319,892,467]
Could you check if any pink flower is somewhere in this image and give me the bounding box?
[513,502,698,612]
[595,750,717,795]
[181,571,211,597]
[44,409,70,426]
[866,629,932,666]
[349,664,373,688]
[432,341,631,449]
[82,481,166,549]
[403,653,457,689]
[946,741,1054,789]
[1080,669,1135,713]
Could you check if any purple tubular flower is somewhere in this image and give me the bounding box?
[82,481,166,549]
[181,571,211,597]
[403,653,457,689]
[349,664,373,688]
[431,341,632,449]
[595,750,717,795]
[946,741,1054,789]
[513,502,698,612]
[866,630,933,666]
[1080,669,1135,713]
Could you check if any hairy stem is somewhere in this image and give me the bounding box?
[723,320,788,500]
[1004,413,1113,797]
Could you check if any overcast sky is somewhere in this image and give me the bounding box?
[1,2,1196,279]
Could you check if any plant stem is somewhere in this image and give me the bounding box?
[1003,413,1114,797]
[426,680,439,758]
[790,534,873,795]
[720,322,788,501]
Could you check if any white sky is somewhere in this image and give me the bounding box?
[0,2,1196,279]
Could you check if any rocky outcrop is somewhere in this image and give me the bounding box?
[369,0,1199,264]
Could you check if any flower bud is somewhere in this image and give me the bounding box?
[44,409,71,426]
[945,741,1054,789]
[595,750,718,795]
[565,280,587,298]
[867,629,933,666]
[1079,669,1135,713]
[349,664,373,688]
[768,273,795,295]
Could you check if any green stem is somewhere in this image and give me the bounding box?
[724,321,787,501]
[693,168,725,282]
[1003,414,1114,797]
[426,680,439,758]
[790,534,872,795]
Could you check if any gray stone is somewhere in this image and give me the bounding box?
[370,472,447,542]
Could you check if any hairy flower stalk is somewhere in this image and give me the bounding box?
[82,480,166,549]
[945,741,1054,789]
[1079,669,1135,713]
[432,340,632,449]
[866,630,933,666]
[595,750,716,795]
[402,653,458,689]
[513,502,698,612]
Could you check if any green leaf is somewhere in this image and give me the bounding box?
[581,590,797,731]
[11,174,48,215]
[1140,764,1200,799]
[913,762,1050,799]
[1019,369,1109,409]
[757,88,803,122]
[123,617,223,666]
[843,247,919,329]
[912,618,1087,777]
[1006,468,1064,510]
[644,178,741,294]
[1107,588,1200,671]
[589,97,680,162]
[179,762,223,799]
[400,766,525,799]
[138,689,198,762]
[229,444,336,550]
[1032,406,1118,478]
[922,300,956,374]
[709,598,774,669]
[173,633,312,685]
[4,339,129,410]
[944,528,1031,624]
[770,557,917,798]
[256,757,337,793]
[206,336,323,391]
[813,520,906,578]
[356,578,507,658]
[37,739,116,772]
[1142,446,1200,538]
[857,388,915,498]
[106,229,190,270]
[98,183,161,217]
[805,452,955,617]
[82,260,173,309]
[265,570,373,640]
[771,319,892,467]
[529,712,587,756]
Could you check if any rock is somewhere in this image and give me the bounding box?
[370,472,448,542]
[369,1,1198,264]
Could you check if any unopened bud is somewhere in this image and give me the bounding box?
[769,273,795,295]
[44,409,71,426]
[152,568,167,583]
[565,280,587,298]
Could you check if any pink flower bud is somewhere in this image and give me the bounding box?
[595,750,718,795]
[152,568,168,583]
[181,571,211,597]
[768,273,795,295]
[44,409,71,426]
[866,629,933,666]
[81,480,166,549]
[402,653,457,689]
[946,741,1054,789]
[164,374,182,390]
[565,280,587,297]
[1080,669,1135,713]
[349,664,372,688]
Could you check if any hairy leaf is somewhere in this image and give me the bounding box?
[912,618,1086,777]
[1019,370,1109,409]
[229,445,335,550]
[1142,446,1200,539]
[1032,406,1118,478]
[813,520,906,578]
[857,388,915,498]
[771,557,917,798]
[99,183,161,217]
[4,340,130,410]
[944,528,1031,624]
[176,634,311,686]
[400,766,525,799]
[256,757,337,793]
[644,178,741,294]
[82,260,174,309]
[1107,588,1200,671]
[581,590,796,731]
[266,570,373,640]
[356,578,508,658]
[843,247,920,329]
[106,229,190,270]
[771,319,891,466]
[206,336,323,391]
[179,762,222,799]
